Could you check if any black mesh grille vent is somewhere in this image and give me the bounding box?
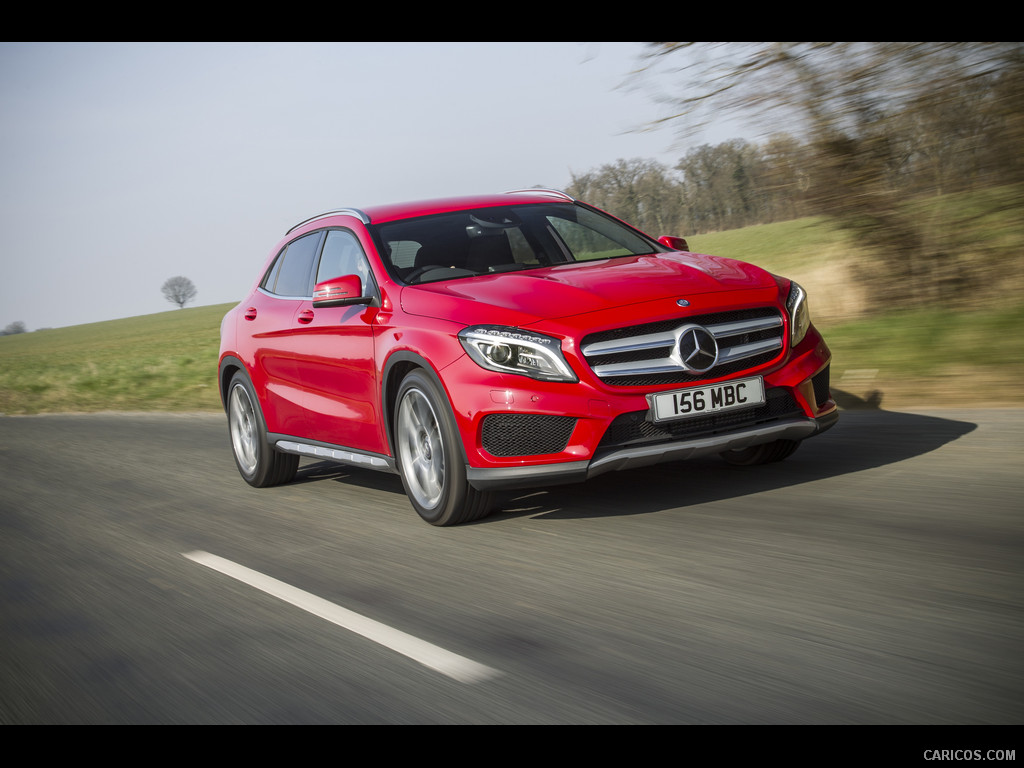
[482,414,577,457]
[812,366,831,408]
[597,388,803,453]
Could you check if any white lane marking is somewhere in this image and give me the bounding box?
[183,551,501,684]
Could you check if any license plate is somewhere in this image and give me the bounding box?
[648,377,765,422]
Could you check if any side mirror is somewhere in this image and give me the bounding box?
[312,275,371,307]
[658,235,690,252]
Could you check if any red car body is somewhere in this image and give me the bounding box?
[219,190,837,525]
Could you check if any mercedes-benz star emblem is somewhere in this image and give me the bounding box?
[677,325,719,373]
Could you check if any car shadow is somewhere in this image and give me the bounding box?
[290,460,402,492]
[489,389,978,523]
[286,388,978,524]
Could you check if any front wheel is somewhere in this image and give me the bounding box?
[227,371,298,487]
[720,439,800,466]
[394,370,492,526]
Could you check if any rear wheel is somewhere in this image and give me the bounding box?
[394,370,492,526]
[720,439,800,466]
[227,371,298,487]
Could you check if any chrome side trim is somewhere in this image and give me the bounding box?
[504,188,575,202]
[273,439,395,472]
[286,208,371,234]
[256,286,311,301]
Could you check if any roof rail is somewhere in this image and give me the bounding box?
[504,188,575,202]
[287,208,370,234]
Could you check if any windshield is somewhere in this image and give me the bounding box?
[373,203,663,285]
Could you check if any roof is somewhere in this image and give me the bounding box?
[286,189,575,234]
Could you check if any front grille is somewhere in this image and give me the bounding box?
[581,307,785,387]
[482,414,576,457]
[596,388,803,454]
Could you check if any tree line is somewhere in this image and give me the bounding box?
[567,140,814,238]
[570,42,1023,309]
[568,77,1021,239]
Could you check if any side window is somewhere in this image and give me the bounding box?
[315,230,373,295]
[262,232,322,296]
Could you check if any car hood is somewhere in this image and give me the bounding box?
[399,252,779,326]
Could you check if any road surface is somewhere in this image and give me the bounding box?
[1,407,1021,724]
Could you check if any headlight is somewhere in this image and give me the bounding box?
[458,325,577,382]
[787,281,811,346]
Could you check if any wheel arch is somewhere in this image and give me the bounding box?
[381,351,463,462]
[218,355,246,412]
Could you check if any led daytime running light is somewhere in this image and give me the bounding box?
[459,326,576,382]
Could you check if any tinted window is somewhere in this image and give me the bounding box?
[315,230,373,295]
[374,203,661,284]
[545,207,652,261]
[263,232,322,296]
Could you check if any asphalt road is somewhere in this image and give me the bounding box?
[1,407,1022,724]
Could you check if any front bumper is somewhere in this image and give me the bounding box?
[444,325,836,491]
[465,408,838,490]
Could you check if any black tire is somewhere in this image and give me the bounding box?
[720,439,801,466]
[394,370,492,526]
[226,371,298,487]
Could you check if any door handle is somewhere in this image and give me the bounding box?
[244,307,257,321]
[297,309,315,324]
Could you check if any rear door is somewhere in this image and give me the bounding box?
[245,231,323,436]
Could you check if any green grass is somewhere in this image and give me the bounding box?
[820,305,1024,407]
[0,304,233,414]
[688,216,851,277]
[688,212,1024,406]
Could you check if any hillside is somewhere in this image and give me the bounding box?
[690,216,1024,408]
[0,304,232,414]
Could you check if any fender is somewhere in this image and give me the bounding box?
[380,350,455,460]
[218,354,247,410]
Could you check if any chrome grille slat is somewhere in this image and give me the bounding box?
[582,308,785,385]
[716,337,784,364]
[581,331,676,357]
[705,315,783,337]
[592,359,684,377]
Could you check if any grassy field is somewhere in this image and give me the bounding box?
[0,305,230,414]
[690,216,1024,408]
[2,212,1023,414]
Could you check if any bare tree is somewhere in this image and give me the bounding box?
[162,276,198,309]
[568,158,688,236]
[2,321,27,336]
[567,140,813,237]
[638,42,1024,306]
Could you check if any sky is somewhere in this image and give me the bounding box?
[0,42,723,331]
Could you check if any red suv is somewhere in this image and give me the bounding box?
[219,190,837,525]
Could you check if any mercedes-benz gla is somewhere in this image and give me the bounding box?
[218,190,837,525]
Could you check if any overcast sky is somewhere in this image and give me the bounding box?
[1,42,723,331]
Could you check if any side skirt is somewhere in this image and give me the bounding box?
[268,434,397,473]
